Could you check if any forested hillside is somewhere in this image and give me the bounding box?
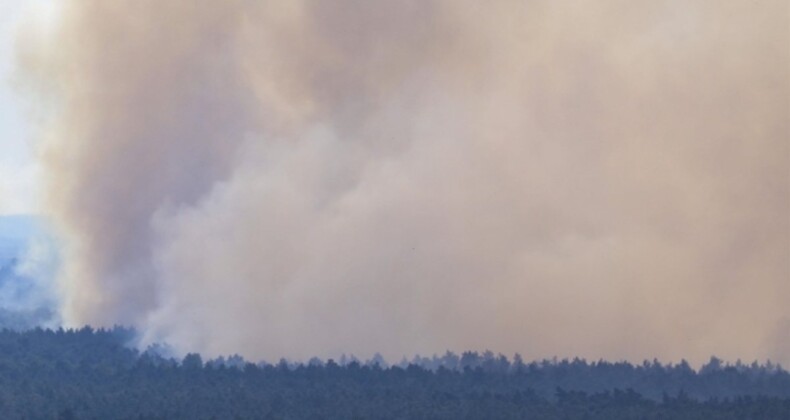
[0,327,788,419]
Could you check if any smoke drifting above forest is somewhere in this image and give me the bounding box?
[17,1,789,364]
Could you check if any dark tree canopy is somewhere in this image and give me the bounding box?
[0,327,787,419]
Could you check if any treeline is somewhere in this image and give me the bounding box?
[0,327,788,419]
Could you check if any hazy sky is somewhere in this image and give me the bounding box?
[0,0,56,215]
[5,0,790,365]
[0,0,33,215]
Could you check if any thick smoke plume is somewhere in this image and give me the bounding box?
[20,1,789,364]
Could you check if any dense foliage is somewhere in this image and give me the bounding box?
[0,327,788,419]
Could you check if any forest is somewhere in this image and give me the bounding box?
[0,327,788,419]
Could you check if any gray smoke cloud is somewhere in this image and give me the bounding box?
[18,0,790,364]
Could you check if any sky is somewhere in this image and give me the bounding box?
[0,0,57,215]
[1,0,789,366]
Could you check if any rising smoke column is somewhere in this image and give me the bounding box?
[20,0,790,364]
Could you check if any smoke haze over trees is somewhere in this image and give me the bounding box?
[0,215,59,330]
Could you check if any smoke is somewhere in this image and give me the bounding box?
[0,163,38,216]
[18,1,789,364]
